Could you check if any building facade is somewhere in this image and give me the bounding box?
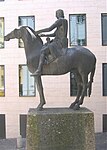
[0,0,107,138]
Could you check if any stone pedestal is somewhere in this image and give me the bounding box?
[26,107,95,150]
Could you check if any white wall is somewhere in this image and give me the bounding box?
[0,0,106,138]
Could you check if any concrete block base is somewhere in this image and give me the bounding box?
[26,107,95,150]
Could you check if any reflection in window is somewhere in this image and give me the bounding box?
[18,16,35,47]
[102,14,107,46]
[19,65,35,96]
[0,66,5,96]
[0,18,4,48]
[70,72,87,96]
[70,73,77,96]
[69,14,86,46]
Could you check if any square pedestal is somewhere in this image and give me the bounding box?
[26,107,95,150]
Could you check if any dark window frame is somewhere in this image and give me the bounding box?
[103,114,107,132]
[102,63,107,96]
[69,14,87,46]
[20,114,27,138]
[101,13,107,46]
[0,114,6,139]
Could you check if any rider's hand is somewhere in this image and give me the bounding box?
[35,30,41,35]
[40,34,46,37]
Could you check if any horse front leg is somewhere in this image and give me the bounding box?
[35,76,46,110]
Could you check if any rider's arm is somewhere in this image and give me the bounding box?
[36,19,62,34]
[40,30,56,37]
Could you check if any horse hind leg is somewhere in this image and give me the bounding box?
[74,73,88,110]
[69,72,82,109]
[87,65,96,97]
[69,83,82,109]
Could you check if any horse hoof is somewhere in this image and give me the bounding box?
[69,103,76,109]
[73,104,80,110]
[36,106,43,111]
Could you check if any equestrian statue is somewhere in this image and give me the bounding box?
[4,9,96,110]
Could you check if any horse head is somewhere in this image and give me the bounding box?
[4,28,22,41]
[4,26,44,73]
[4,26,43,46]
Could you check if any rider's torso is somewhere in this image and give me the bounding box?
[54,19,68,48]
[55,19,67,39]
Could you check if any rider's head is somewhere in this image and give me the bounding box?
[56,9,64,19]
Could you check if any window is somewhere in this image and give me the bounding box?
[103,63,107,96]
[0,66,5,96]
[18,16,35,47]
[69,14,86,46]
[101,14,107,45]
[19,65,35,96]
[0,17,4,48]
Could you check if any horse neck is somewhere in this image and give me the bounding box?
[21,28,42,58]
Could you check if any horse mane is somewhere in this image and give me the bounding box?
[24,26,43,45]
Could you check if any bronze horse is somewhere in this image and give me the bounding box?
[4,26,96,110]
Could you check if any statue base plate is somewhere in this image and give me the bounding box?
[26,107,95,150]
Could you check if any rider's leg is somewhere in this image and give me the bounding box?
[32,51,45,76]
[32,46,49,76]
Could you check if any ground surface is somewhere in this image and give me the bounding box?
[0,132,106,150]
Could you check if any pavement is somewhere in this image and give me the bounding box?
[0,132,106,150]
[95,132,107,150]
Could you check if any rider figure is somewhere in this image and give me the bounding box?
[32,9,68,76]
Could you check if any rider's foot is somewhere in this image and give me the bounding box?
[31,70,41,76]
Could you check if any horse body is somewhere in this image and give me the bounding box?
[4,26,96,110]
[44,46,95,75]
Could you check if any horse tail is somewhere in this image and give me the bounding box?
[88,58,96,97]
